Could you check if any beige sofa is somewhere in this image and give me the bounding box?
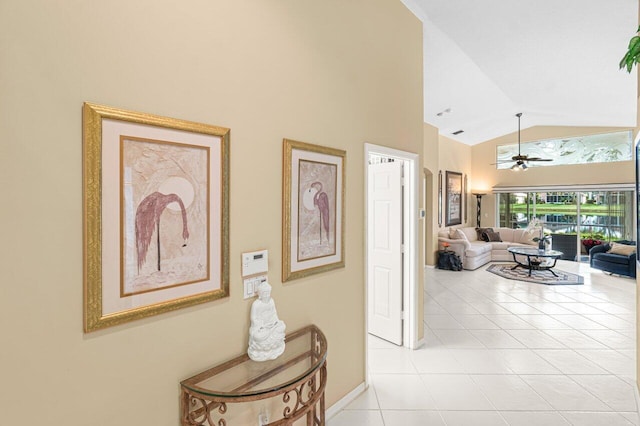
[437,227,537,270]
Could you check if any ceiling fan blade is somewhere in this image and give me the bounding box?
[526,158,553,162]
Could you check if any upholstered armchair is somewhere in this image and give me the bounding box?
[589,240,636,278]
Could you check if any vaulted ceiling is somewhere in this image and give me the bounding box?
[402,0,639,145]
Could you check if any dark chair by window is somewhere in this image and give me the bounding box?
[551,233,578,261]
[589,240,636,278]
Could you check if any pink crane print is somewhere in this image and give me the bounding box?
[311,181,330,243]
[135,191,190,272]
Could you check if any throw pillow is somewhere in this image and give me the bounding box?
[520,230,536,245]
[454,229,468,241]
[448,228,458,239]
[475,227,493,242]
[607,242,636,256]
[485,231,502,242]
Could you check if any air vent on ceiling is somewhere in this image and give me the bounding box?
[452,130,464,135]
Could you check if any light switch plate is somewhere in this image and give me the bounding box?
[243,275,267,299]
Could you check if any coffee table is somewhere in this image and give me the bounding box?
[507,247,563,277]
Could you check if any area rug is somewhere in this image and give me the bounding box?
[486,263,584,285]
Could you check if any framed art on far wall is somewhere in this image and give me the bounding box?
[445,170,463,227]
[463,174,468,222]
[282,138,346,282]
[83,102,230,332]
[438,170,443,227]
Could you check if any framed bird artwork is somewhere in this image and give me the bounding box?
[282,139,346,282]
[82,103,230,332]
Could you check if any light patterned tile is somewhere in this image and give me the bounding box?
[506,329,566,349]
[371,374,437,410]
[440,411,507,426]
[381,410,445,426]
[494,349,561,374]
[328,410,385,426]
[542,329,608,349]
[470,329,526,348]
[569,374,637,411]
[471,374,552,411]
[560,412,634,426]
[520,375,610,411]
[534,349,608,374]
[421,374,493,410]
[500,411,570,426]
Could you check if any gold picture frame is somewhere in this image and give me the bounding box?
[83,102,230,332]
[282,139,346,282]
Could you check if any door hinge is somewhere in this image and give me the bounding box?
[401,244,405,253]
[401,311,406,320]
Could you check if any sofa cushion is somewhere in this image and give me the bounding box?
[593,252,632,265]
[514,229,536,245]
[465,242,492,257]
[496,227,514,242]
[485,231,502,242]
[451,229,468,241]
[490,242,509,250]
[608,242,636,256]
[460,227,479,242]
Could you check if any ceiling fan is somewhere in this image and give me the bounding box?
[496,113,553,171]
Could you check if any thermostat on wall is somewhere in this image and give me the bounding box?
[242,249,268,277]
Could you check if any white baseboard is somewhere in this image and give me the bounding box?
[325,382,366,420]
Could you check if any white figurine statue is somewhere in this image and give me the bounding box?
[248,281,286,361]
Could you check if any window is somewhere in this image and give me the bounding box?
[498,190,634,262]
[496,130,632,169]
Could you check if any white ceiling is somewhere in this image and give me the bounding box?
[402,0,639,145]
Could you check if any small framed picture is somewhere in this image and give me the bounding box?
[83,103,230,332]
[282,139,346,282]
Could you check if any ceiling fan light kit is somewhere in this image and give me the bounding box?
[511,161,528,171]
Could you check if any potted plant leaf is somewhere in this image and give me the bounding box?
[620,26,640,72]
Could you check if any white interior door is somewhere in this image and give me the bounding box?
[367,160,403,345]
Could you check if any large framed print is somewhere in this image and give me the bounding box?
[283,139,346,282]
[83,102,230,332]
[445,171,463,227]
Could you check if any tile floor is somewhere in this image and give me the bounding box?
[329,261,638,425]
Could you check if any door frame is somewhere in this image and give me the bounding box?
[364,143,420,354]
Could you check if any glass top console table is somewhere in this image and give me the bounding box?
[180,324,327,425]
[507,247,563,277]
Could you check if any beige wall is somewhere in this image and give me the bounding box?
[424,123,439,264]
[421,133,473,265]
[0,1,423,424]
[439,135,474,228]
[471,126,635,227]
